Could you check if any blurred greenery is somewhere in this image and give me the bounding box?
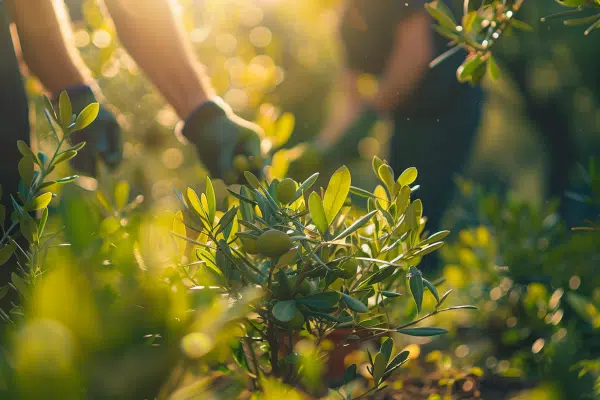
[2,0,600,398]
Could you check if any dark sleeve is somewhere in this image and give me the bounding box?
[339,0,427,75]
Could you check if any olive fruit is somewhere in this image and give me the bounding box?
[256,229,293,258]
[233,155,250,172]
[276,178,297,204]
[339,259,358,279]
[240,236,259,255]
[287,310,305,330]
[288,276,311,296]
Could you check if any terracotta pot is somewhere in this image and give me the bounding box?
[278,328,380,385]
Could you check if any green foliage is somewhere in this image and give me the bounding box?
[427,0,600,83]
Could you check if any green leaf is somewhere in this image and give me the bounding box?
[11,273,28,295]
[333,210,377,240]
[408,266,424,313]
[292,172,319,203]
[372,156,383,177]
[244,171,261,190]
[397,327,448,336]
[305,311,352,323]
[380,338,393,362]
[510,18,534,30]
[53,150,78,166]
[38,207,49,236]
[462,11,477,32]
[205,177,216,223]
[413,242,445,258]
[0,204,5,228]
[381,291,401,298]
[344,364,357,384]
[398,167,418,186]
[372,352,387,382]
[18,157,34,186]
[42,94,57,121]
[308,192,328,235]
[341,292,369,313]
[17,140,38,164]
[350,186,377,199]
[65,142,87,153]
[487,56,501,80]
[59,91,73,130]
[437,289,453,307]
[227,188,257,206]
[387,350,410,371]
[364,265,395,286]
[377,164,395,194]
[423,279,440,304]
[425,0,458,31]
[187,187,206,220]
[0,285,9,300]
[26,192,52,211]
[296,291,341,310]
[272,300,298,322]
[215,206,238,236]
[323,165,351,226]
[457,55,485,83]
[0,244,15,265]
[114,181,130,209]
[73,102,99,131]
[419,230,450,247]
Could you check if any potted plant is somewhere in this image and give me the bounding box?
[174,156,476,397]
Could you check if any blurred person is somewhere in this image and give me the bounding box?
[290,0,484,246]
[0,0,262,309]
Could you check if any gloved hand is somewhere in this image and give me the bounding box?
[287,105,379,180]
[178,98,264,183]
[56,85,123,177]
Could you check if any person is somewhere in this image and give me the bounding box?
[290,0,484,251]
[0,0,263,309]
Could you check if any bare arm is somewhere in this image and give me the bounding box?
[103,0,215,119]
[6,0,95,94]
[317,70,363,149]
[316,11,433,147]
[371,10,433,112]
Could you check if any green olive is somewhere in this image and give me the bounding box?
[240,236,259,255]
[256,229,293,258]
[339,259,359,279]
[276,178,297,204]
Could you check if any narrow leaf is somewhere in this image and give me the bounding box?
[323,166,351,226]
[205,177,216,223]
[59,91,72,130]
[423,279,440,304]
[0,244,15,265]
[341,292,369,313]
[308,192,328,235]
[73,103,99,131]
[408,266,424,313]
[333,210,377,240]
[397,327,448,336]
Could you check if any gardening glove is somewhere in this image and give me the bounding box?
[287,105,379,180]
[55,85,123,177]
[178,97,264,183]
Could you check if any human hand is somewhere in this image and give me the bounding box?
[287,105,379,180]
[178,98,264,183]
[57,85,123,177]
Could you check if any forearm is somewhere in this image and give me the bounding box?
[6,0,93,95]
[317,71,362,148]
[103,0,214,119]
[372,11,433,112]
